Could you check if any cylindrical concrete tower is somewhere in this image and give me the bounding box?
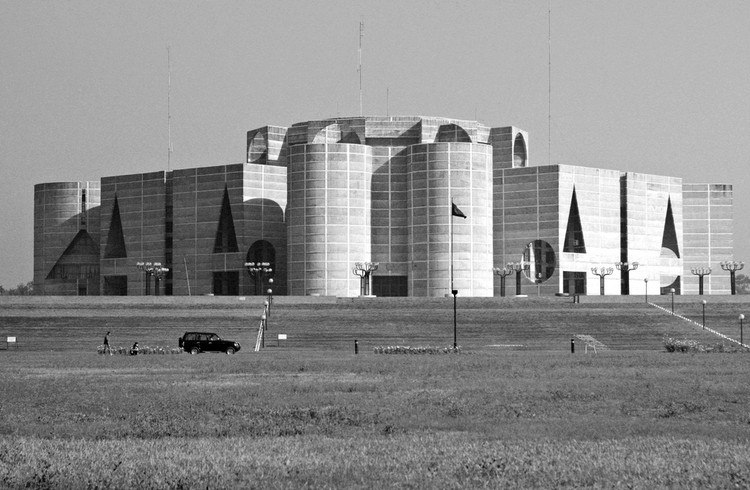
[287,143,372,296]
[407,143,493,297]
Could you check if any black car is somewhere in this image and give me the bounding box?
[179,332,241,355]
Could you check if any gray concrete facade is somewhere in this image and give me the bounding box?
[33,115,735,296]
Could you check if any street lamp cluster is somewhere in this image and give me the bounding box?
[245,261,273,295]
[507,262,529,296]
[720,261,744,295]
[352,262,378,296]
[492,266,513,297]
[615,261,639,272]
[690,267,712,295]
[135,262,170,296]
[591,266,614,295]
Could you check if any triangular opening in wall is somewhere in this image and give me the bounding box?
[213,186,239,253]
[46,230,100,279]
[563,187,586,253]
[660,197,680,258]
[104,196,127,259]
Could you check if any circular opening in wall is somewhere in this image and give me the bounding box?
[522,240,556,283]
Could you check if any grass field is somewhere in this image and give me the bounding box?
[1,296,750,488]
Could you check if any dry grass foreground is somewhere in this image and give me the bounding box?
[1,296,750,488]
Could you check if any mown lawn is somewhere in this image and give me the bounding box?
[1,297,749,488]
[2,349,750,487]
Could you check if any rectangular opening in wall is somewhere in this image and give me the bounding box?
[562,271,586,295]
[103,275,128,296]
[372,276,408,297]
[212,271,239,296]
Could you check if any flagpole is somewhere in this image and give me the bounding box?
[451,199,457,349]
[450,198,454,292]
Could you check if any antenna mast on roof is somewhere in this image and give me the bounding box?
[168,45,174,172]
[358,20,364,116]
[548,0,552,166]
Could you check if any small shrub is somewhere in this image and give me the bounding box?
[96,345,183,355]
[373,345,462,354]
[663,337,745,354]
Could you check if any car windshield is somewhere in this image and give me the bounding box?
[209,335,220,341]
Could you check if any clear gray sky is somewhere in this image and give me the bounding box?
[1,1,749,288]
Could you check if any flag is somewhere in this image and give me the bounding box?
[452,203,467,219]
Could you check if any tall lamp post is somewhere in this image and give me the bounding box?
[591,266,614,296]
[135,262,169,296]
[266,278,274,317]
[245,261,273,296]
[508,262,528,296]
[492,266,513,297]
[352,262,378,296]
[615,261,639,295]
[136,261,152,295]
[720,261,744,295]
[152,263,169,296]
[690,267,712,295]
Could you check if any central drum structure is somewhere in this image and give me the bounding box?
[407,142,493,297]
[287,141,373,296]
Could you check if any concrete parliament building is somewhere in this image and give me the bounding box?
[34,115,735,297]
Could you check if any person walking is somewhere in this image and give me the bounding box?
[104,331,112,355]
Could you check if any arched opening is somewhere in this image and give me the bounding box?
[246,240,276,295]
[339,130,362,144]
[513,133,527,167]
[247,131,268,163]
[312,123,342,144]
[435,123,472,143]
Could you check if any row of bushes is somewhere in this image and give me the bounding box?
[373,345,462,355]
[663,337,744,353]
[97,345,183,355]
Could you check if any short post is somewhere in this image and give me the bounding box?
[267,278,274,317]
[355,339,359,354]
[264,300,270,328]
[571,338,575,354]
[644,278,648,304]
[670,288,675,315]
[702,300,706,330]
[740,314,745,346]
[261,312,267,348]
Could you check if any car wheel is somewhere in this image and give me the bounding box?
[225,347,236,355]
[190,347,199,355]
